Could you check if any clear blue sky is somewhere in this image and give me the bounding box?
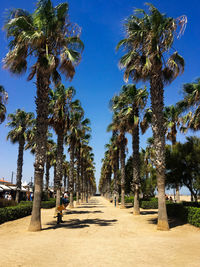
[0,0,199,192]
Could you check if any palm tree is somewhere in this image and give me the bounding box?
[179,78,200,131]
[4,0,83,231]
[45,138,55,193]
[80,144,93,202]
[66,101,84,207]
[49,85,75,208]
[114,84,148,215]
[106,132,120,206]
[164,105,182,202]
[102,147,112,199]
[7,109,34,202]
[108,111,127,209]
[117,3,186,230]
[75,119,91,205]
[25,124,55,194]
[0,86,8,124]
[63,160,69,192]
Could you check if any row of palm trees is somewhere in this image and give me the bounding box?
[2,0,96,231]
[99,3,190,231]
[6,85,96,206]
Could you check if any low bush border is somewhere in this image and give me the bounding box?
[0,198,56,224]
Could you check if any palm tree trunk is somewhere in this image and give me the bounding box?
[69,140,75,208]
[29,68,50,232]
[132,120,140,215]
[172,136,180,203]
[120,134,126,209]
[63,168,67,191]
[16,138,25,203]
[45,156,50,192]
[53,164,57,197]
[150,70,169,231]
[55,131,64,208]
[175,185,180,203]
[76,146,81,205]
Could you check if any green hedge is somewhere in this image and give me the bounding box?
[0,205,32,224]
[140,200,158,209]
[0,198,56,224]
[125,196,134,203]
[41,198,56,209]
[167,203,200,227]
[187,207,200,227]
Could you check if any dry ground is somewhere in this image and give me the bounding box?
[0,196,200,267]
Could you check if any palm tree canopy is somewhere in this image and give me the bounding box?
[3,0,84,83]
[110,84,147,134]
[178,78,200,131]
[7,109,35,143]
[0,85,8,123]
[49,84,75,134]
[117,3,186,83]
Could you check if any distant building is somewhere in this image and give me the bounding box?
[0,178,10,185]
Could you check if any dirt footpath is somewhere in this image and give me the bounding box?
[0,196,200,267]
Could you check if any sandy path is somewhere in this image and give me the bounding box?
[0,196,200,267]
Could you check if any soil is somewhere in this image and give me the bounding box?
[0,196,200,267]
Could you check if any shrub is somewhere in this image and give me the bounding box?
[140,200,158,209]
[0,198,56,224]
[41,198,56,209]
[182,201,200,208]
[0,205,32,224]
[166,203,200,228]
[186,207,200,227]
[125,196,134,203]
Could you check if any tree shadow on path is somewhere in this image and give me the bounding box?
[65,210,103,215]
[147,217,186,229]
[43,218,117,231]
[78,205,106,209]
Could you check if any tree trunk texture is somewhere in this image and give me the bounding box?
[15,138,25,203]
[120,134,126,209]
[45,156,50,192]
[113,166,119,207]
[150,69,169,231]
[76,146,81,205]
[132,118,140,215]
[29,67,50,232]
[55,131,64,208]
[53,164,57,197]
[63,168,67,191]
[80,158,84,203]
[175,185,180,203]
[69,140,75,208]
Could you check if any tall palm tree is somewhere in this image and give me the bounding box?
[114,84,148,214]
[164,105,182,202]
[105,132,120,205]
[63,160,69,192]
[66,100,84,207]
[49,85,75,208]
[102,147,112,199]
[108,111,127,209]
[75,119,91,205]
[7,109,34,202]
[117,3,186,230]
[25,124,55,194]
[0,86,8,124]
[4,0,83,231]
[80,143,93,202]
[45,138,55,193]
